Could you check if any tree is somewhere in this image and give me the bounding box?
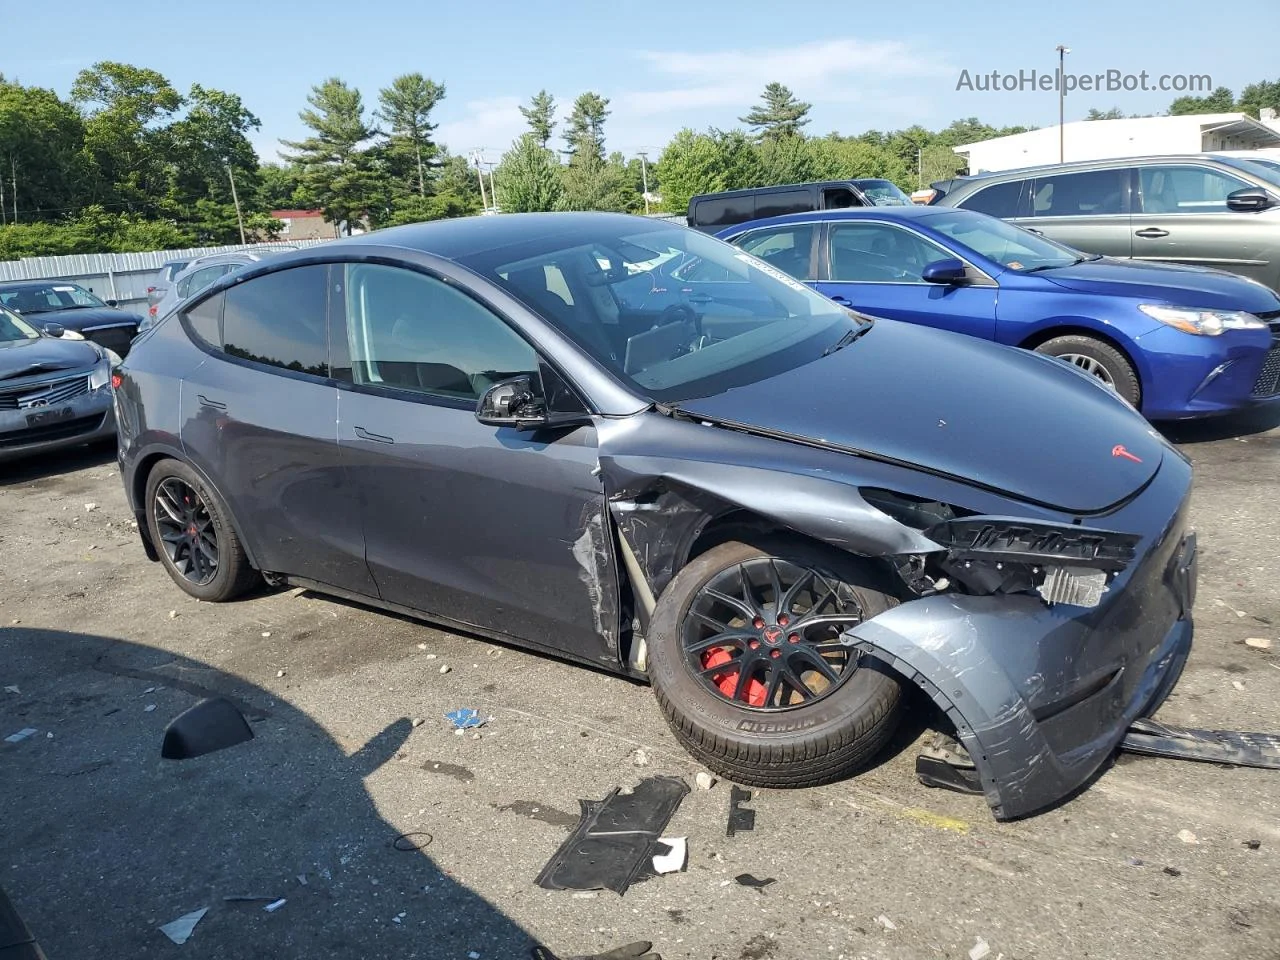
[655,128,761,214]
[70,62,184,214]
[557,151,631,212]
[280,78,379,230]
[257,163,313,210]
[808,136,911,186]
[1237,79,1280,119]
[377,73,446,197]
[1085,107,1125,121]
[495,134,563,212]
[0,78,91,223]
[755,135,817,186]
[520,90,557,148]
[1168,86,1236,116]
[563,92,610,160]
[740,83,811,141]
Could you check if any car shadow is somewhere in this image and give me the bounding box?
[0,440,117,487]
[1156,404,1280,444]
[0,627,540,960]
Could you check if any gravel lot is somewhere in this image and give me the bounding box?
[3,408,1280,960]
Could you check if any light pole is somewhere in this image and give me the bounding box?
[471,150,489,210]
[1056,44,1070,164]
[225,162,247,245]
[637,151,650,214]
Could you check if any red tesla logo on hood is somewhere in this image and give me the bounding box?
[1112,444,1142,464]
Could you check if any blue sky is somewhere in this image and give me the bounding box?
[3,0,1276,164]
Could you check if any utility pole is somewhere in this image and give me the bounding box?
[9,156,16,224]
[638,151,651,214]
[226,163,247,245]
[485,161,497,211]
[917,146,923,189]
[1056,44,1070,164]
[471,150,489,210]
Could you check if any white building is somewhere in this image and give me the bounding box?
[954,111,1280,174]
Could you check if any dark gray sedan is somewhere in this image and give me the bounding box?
[114,213,1197,819]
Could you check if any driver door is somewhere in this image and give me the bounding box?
[812,221,997,341]
[329,261,617,663]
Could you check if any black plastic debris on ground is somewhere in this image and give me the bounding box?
[535,776,689,895]
[727,786,756,837]
[1120,719,1280,769]
[735,873,776,890]
[532,941,662,960]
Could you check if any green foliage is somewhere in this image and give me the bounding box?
[1085,107,1126,121]
[563,92,610,160]
[807,136,912,184]
[1169,86,1238,116]
[656,128,761,213]
[0,206,193,260]
[377,73,446,197]
[755,136,819,185]
[520,90,556,148]
[0,78,91,221]
[740,83,811,141]
[496,134,564,212]
[557,153,631,212]
[1236,79,1280,119]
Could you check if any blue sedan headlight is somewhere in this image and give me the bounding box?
[1138,304,1268,336]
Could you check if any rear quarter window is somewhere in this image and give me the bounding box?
[182,292,224,348]
[957,179,1029,218]
[692,195,755,228]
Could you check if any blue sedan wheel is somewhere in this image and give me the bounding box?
[1033,335,1141,408]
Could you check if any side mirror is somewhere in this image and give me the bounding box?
[921,258,969,285]
[105,298,119,308]
[42,322,66,338]
[1227,187,1274,212]
[161,697,254,760]
[476,375,548,429]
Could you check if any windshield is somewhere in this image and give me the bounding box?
[0,306,40,342]
[1215,156,1280,189]
[0,282,106,315]
[457,224,858,403]
[922,209,1085,271]
[856,180,915,206]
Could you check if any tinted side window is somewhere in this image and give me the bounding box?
[756,190,813,219]
[338,263,537,401]
[1139,164,1249,214]
[183,292,223,348]
[1030,169,1128,217]
[222,265,329,377]
[828,222,951,282]
[736,225,815,280]
[958,180,1028,218]
[693,195,755,227]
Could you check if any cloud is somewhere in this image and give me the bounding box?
[435,96,527,161]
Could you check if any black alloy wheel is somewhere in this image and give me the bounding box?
[153,477,219,585]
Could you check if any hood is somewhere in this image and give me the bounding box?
[0,336,102,380]
[672,319,1165,514]
[1036,258,1280,314]
[17,306,144,332]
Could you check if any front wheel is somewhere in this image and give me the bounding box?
[646,538,903,788]
[1034,334,1141,408]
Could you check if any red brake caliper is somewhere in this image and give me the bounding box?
[702,648,768,707]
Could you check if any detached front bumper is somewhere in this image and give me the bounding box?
[844,455,1196,820]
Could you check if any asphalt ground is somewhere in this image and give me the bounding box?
[3,404,1280,960]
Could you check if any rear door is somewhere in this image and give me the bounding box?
[675,223,815,329]
[177,264,374,594]
[1018,167,1133,258]
[1132,162,1276,284]
[812,220,997,340]
[328,261,616,662]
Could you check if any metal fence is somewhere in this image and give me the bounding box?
[0,239,335,307]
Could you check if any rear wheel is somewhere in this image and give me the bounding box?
[1034,334,1141,408]
[144,460,259,602]
[646,538,903,788]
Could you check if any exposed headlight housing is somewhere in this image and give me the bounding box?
[1139,304,1267,336]
[88,351,120,390]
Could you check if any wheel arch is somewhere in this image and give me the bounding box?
[1016,322,1147,392]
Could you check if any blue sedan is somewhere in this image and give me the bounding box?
[676,207,1280,419]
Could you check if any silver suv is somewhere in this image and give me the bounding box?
[141,248,295,333]
[932,154,1280,291]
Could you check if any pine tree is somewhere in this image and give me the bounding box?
[520,90,556,148]
[280,78,378,231]
[740,83,812,141]
[496,133,563,212]
[377,73,446,197]
[563,92,610,160]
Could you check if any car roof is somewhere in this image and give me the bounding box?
[944,153,1249,186]
[292,212,667,262]
[718,206,957,234]
[0,278,87,291]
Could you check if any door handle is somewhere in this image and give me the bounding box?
[830,295,853,306]
[686,294,713,304]
[1135,228,1170,238]
[354,425,394,444]
[196,394,226,410]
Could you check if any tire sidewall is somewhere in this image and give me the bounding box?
[144,460,238,601]
[1035,335,1141,406]
[647,539,898,746]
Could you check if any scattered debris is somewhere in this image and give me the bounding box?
[411,717,425,728]
[631,747,650,767]
[969,937,991,960]
[263,898,287,912]
[158,907,208,945]
[168,610,178,619]
[1232,680,1246,691]
[1244,839,1262,850]
[1244,637,1273,650]
[734,873,776,890]
[469,952,481,959]
[1177,829,1199,844]
[223,895,277,902]
[439,664,451,674]
[651,837,687,874]
[144,704,157,713]
[695,772,717,791]
[161,697,255,760]
[727,786,756,837]
[141,687,156,695]
[393,832,433,851]
[1228,908,1253,928]
[276,670,286,678]
[1126,857,1145,866]
[83,502,98,512]
[445,708,485,730]
[532,941,660,960]
[916,732,982,794]
[875,914,897,931]
[1162,866,1182,877]
[536,776,690,895]
[4,728,37,743]
[570,891,598,900]
[1120,718,1280,769]
[296,875,308,886]
[261,631,271,638]
[3,685,19,694]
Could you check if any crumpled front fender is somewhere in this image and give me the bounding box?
[842,593,1193,820]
